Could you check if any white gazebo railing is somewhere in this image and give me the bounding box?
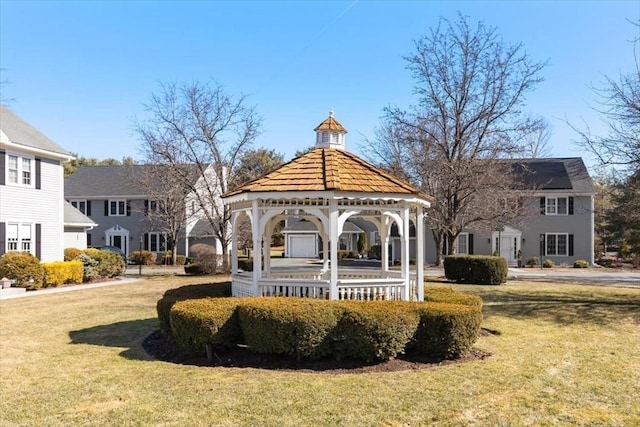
[232,268,418,301]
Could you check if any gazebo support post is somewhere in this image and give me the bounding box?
[401,207,410,301]
[329,200,339,300]
[251,200,262,296]
[416,209,425,301]
[231,212,239,276]
[380,220,390,273]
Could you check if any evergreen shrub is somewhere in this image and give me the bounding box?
[573,259,589,268]
[238,298,339,360]
[170,298,243,354]
[130,250,157,265]
[444,255,507,285]
[156,282,232,335]
[0,252,45,289]
[64,248,83,261]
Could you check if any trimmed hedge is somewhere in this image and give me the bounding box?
[163,294,483,362]
[411,302,483,358]
[239,298,339,360]
[444,255,508,285]
[170,297,243,354]
[333,301,420,362]
[157,282,232,335]
[43,260,84,287]
[0,252,45,289]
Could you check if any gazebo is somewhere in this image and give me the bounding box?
[222,111,434,301]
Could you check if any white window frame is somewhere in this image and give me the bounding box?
[456,232,469,254]
[546,197,568,215]
[545,233,568,256]
[109,199,127,216]
[71,200,87,215]
[147,232,167,252]
[6,152,34,188]
[5,222,34,254]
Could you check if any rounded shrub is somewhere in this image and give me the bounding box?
[157,282,232,335]
[573,259,589,268]
[411,302,483,359]
[84,248,124,277]
[526,256,540,267]
[333,301,420,362]
[170,298,243,354]
[238,298,340,360]
[542,259,555,268]
[130,250,157,265]
[0,252,45,289]
[64,248,83,261]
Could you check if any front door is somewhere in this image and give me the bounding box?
[111,235,125,254]
[500,236,517,264]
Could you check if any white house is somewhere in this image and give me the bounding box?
[1,105,75,262]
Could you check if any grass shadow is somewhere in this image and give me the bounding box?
[458,286,640,325]
[69,318,158,361]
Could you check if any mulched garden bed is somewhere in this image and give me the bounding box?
[142,329,494,374]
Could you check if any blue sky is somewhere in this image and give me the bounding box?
[1,1,638,172]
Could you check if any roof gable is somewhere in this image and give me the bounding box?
[0,105,72,158]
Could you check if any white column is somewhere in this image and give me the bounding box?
[380,219,389,273]
[251,200,262,295]
[590,195,595,265]
[322,234,329,272]
[416,208,425,302]
[401,206,410,301]
[329,200,339,300]
[231,212,238,276]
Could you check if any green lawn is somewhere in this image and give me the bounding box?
[1,276,638,426]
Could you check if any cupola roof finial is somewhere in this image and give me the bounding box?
[329,107,334,117]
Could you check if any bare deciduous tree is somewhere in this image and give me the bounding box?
[364,14,546,264]
[135,80,262,263]
[568,20,640,175]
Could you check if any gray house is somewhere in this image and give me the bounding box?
[420,157,596,266]
[64,164,223,259]
[0,105,75,262]
[280,156,595,267]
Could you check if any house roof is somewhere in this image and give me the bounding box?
[510,157,595,194]
[0,105,72,159]
[64,201,96,227]
[224,148,433,201]
[65,164,203,198]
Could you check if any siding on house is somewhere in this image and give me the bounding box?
[1,105,74,262]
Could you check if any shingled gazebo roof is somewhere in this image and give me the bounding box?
[224,147,433,202]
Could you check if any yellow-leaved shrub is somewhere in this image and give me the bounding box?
[43,260,84,287]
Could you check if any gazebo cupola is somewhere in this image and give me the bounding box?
[314,108,347,150]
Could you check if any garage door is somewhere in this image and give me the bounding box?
[289,235,317,258]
